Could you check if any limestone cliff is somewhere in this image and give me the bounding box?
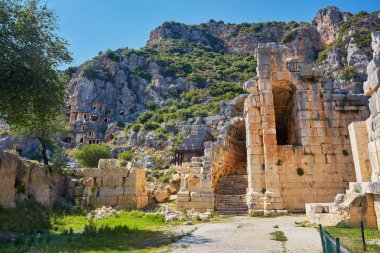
[0,152,67,208]
[312,6,343,46]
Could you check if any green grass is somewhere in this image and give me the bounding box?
[270,230,287,242]
[0,208,186,253]
[325,225,380,253]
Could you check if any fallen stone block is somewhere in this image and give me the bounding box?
[155,190,170,203]
[165,184,177,194]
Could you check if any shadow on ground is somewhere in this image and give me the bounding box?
[0,224,177,253]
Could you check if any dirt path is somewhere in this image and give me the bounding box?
[171,215,322,253]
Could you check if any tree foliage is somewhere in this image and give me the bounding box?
[0,0,72,129]
[74,144,112,168]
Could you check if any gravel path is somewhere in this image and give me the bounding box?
[171,215,322,253]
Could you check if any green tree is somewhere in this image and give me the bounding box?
[18,115,68,165]
[74,144,112,167]
[0,0,72,129]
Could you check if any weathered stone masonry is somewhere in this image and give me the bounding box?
[306,32,380,229]
[80,159,148,209]
[177,42,369,214]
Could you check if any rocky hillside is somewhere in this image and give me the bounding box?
[64,6,380,170]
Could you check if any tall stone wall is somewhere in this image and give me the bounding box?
[305,32,380,229]
[81,159,148,209]
[246,43,369,214]
[177,42,370,214]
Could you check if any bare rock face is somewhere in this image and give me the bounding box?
[147,22,225,51]
[364,32,380,95]
[0,152,67,208]
[312,6,343,45]
[347,42,371,77]
[286,27,323,62]
[147,21,288,53]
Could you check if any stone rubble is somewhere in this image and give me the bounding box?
[159,204,211,223]
[87,206,120,220]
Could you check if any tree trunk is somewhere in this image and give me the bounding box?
[38,138,49,165]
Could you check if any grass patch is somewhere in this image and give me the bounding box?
[0,208,187,253]
[0,197,52,233]
[325,225,380,253]
[270,230,287,242]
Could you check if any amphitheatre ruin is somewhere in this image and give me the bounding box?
[1,2,380,252]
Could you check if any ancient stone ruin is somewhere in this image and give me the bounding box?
[79,159,148,209]
[0,152,66,208]
[307,32,380,229]
[177,41,370,215]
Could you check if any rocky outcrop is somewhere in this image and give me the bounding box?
[147,22,226,51]
[0,152,67,208]
[147,21,291,53]
[312,6,342,45]
[364,32,380,97]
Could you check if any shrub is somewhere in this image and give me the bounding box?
[143,122,160,131]
[137,111,153,124]
[339,66,359,80]
[51,148,69,170]
[281,29,298,44]
[145,100,156,110]
[118,150,134,161]
[296,168,304,176]
[134,66,151,81]
[64,66,78,78]
[80,64,99,80]
[131,124,142,132]
[315,43,335,65]
[116,120,125,128]
[74,144,112,167]
[105,49,120,62]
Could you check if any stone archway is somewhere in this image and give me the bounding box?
[214,120,248,214]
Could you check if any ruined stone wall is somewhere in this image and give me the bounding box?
[0,152,67,208]
[176,156,213,211]
[177,42,370,214]
[246,42,369,214]
[305,32,380,229]
[81,159,148,209]
[176,119,248,212]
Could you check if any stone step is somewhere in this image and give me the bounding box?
[215,208,248,215]
[216,191,247,194]
[190,162,203,167]
[214,175,248,214]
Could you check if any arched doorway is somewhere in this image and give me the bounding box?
[214,120,248,214]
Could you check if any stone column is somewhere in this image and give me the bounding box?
[245,91,266,212]
[256,44,285,213]
[348,121,371,182]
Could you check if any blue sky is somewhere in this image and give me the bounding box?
[46,0,380,68]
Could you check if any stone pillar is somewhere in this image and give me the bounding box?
[348,121,371,182]
[245,91,266,212]
[256,44,285,213]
